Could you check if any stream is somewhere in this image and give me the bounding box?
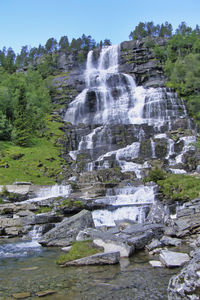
[0,237,178,300]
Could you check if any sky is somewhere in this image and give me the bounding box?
[0,0,200,54]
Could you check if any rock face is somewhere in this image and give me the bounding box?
[39,210,95,246]
[168,249,200,300]
[63,251,120,266]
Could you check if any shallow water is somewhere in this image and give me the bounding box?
[0,239,179,300]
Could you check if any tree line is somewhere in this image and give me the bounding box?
[0,35,111,74]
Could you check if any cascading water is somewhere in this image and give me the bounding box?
[92,185,156,227]
[26,184,71,202]
[0,225,42,259]
[64,44,195,225]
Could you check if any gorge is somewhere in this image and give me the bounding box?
[0,39,200,299]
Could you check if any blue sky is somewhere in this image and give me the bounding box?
[1,0,200,54]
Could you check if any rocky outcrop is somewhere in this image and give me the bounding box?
[119,38,167,88]
[168,249,200,299]
[39,210,95,246]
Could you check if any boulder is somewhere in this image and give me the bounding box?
[94,238,133,257]
[39,210,95,246]
[63,251,120,266]
[127,231,154,250]
[159,250,190,268]
[168,249,200,300]
[147,202,170,224]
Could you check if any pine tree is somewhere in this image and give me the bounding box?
[13,86,31,146]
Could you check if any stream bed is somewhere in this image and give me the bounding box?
[0,238,179,300]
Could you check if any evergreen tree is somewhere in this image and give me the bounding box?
[13,86,31,146]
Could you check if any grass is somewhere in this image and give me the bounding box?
[56,240,103,265]
[35,206,52,214]
[59,198,84,208]
[157,174,200,202]
[0,115,65,185]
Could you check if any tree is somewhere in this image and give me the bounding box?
[13,85,31,146]
[45,38,58,53]
[103,39,111,46]
[176,22,192,36]
[59,35,69,51]
[0,112,12,140]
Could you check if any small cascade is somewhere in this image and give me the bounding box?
[28,184,71,202]
[150,138,156,158]
[0,225,42,259]
[92,185,156,227]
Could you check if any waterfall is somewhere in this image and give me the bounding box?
[0,225,42,259]
[27,184,71,202]
[65,45,190,176]
[92,185,156,227]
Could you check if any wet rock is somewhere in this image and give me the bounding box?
[146,239,163,251]
[36,290,56,297]
[39,210,95,247]
[147,202,170,224]
[12,292,31,299]
[94,238,133,257]
[160,236,182,247]
[63,251,120,266]
[149,260,163,267]
[168,249,200,300]
[127,231,154,250]
[159,250,190,268]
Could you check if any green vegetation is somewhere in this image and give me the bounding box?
[56,240,102,265]
[35,206,52,214]
[59,198,84,208]
[157,174,200,202]
[0,115,65,184]
[144,167,166,183]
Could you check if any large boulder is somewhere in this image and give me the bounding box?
[63,251,120,266]
[168,249,200,300]
[39,210,95,246]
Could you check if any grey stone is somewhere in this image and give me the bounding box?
[63,251,120,266]
[127,231,154,250]
[149,260,163,267]
[93,238,133,257]
[147,202,170,224]
[159,250,190,268]
[39,210,95,246]
[146,239,162,251]
[168,249,200,300]
[160,236,182,247]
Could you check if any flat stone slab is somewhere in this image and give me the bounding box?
[159,250,190,268]
[149,260,163,268]
[36,290,56,297]
[12,292,31,299]
[64,251,120,266]
[160,236,182,247]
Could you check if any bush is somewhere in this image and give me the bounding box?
[144,167,166,183]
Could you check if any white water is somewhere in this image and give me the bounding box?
[92,185,156,227]
[64,45,189,175]
[0,225,42,258]
[27,184,71,202]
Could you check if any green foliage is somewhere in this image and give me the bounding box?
[144,167,166,183]
[56,240,102,265]
[59,198,83,208]
[35,206,52,214]
[0,115,65,185]
[129,21,173,40]
[157,174,200,202]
